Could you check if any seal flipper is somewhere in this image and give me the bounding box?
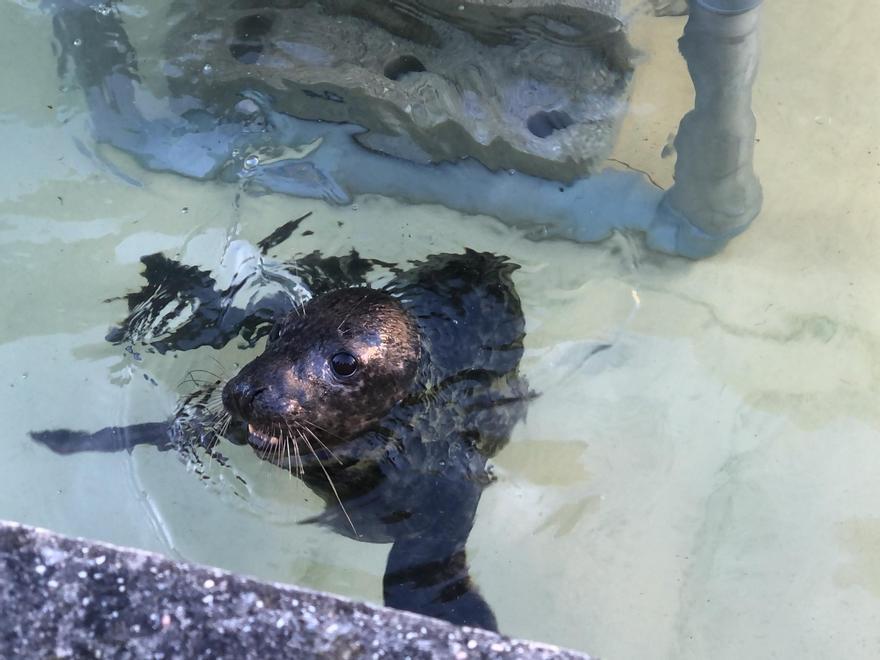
[380,474,498,631]
[384,538,498,631]
[30,422,172,455]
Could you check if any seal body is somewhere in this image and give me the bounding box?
[31,247,529,631]
[223,252,529,629]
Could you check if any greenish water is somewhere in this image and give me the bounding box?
[2,2,879,658]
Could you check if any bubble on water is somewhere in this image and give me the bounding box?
[202,63,213,75]
[244,155,259,169]
[73,38,82,47]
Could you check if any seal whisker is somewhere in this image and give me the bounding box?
[286,421,304,478]
[178,374,210,389]
[207,391,228,412]
[206,403,231,438]
[263,424,275,466]
[187,368,224,381]
[268,423,276,460]
[204,398,226,413]
[287,427,298,477]
[206,407,228,423]
[276,423,287,468]
[299,419,347,444]
[201,412,221,433]
[283,425,293,478]
[298,423,343,466]
[206,355,228,377]
[294,435,304,478]
[210,402,229,420]
[299,431,358,538]
[180,375,212,385]
[282,422,293,476]
[273,422,283,465]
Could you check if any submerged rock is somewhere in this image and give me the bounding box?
[163,0,635,181]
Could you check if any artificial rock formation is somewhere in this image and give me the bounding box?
[163,0,634,181]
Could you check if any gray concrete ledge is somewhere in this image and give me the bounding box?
[0,520,590,659]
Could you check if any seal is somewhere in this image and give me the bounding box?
[31,244,530,631]
[223,252,529,629]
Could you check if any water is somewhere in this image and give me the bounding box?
[2,1,880,658]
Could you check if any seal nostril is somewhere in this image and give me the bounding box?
[223,379,266,419]
[221,381,238,416]
[243,386,266,412]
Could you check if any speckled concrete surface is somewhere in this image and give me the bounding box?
[0,520,590,659]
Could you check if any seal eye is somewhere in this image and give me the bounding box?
[330,352,359,378]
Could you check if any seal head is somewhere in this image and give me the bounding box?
[222,288,420,456]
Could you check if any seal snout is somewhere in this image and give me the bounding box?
[222,376,266,421]
[223,377,286,453]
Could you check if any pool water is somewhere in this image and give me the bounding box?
[2,1,879,658]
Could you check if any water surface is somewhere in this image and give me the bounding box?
[1,2,879,658]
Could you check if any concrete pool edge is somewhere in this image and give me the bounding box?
[0,520,591,659]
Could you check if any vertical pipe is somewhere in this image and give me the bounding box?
[647,0,763,258]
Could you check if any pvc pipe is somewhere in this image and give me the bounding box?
[646,0,764,257]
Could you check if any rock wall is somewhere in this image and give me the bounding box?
[163,0,634,181]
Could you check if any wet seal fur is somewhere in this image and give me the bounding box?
[31,230,530,631]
